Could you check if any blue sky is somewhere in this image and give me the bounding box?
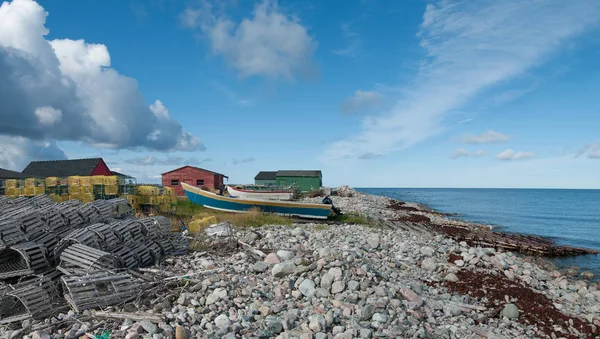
[0,0,599,188]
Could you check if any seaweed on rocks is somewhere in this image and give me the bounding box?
[441,269,600,338]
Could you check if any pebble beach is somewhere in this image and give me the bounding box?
[5,187,600,339]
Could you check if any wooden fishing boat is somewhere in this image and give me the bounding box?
[226,185,294,201]
[182,183,332,219]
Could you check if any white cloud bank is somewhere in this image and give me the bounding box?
[495,149,535,161]
[460,130,510,144]
[0,0,203,169]
[182,0,317,79]
[450,148,486,159]
[321,0,600,163]
[340,90,382,115]
[576,141,600,159]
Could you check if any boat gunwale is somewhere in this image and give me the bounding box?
[228,186,294,194]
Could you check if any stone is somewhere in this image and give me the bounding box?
[360,304,375,321]
[299,279,316,297]
[329,267,343,280]
[421,258,437,271]
[582,272,595,280]
[420,246,434,256]
[32,332,51,339]
[502,304,519,319]
[140,321,158,335]
[360,328,373,338]
[321,273,334,290]
[347,280,360,291]
[124,333,139,339]
[444,273,458,282]
[175,326,189,339]
[372,313,388,323]
[277,250,296,261]
[292,227,305,236]
[272,262,297,277]
[253,262,269,273]
[259,306,271,316]
[523,262,533,270]
[316,288,330,298]
[454,259,464,267]
[366,236,380,249]
[309,315,326,332]
[333,326,345,335]
[315,334,327,339]
[265,316,284,334]
[214,314,231,330]
[264,253,281,265]
[331,281,346,294]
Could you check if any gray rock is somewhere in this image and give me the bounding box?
[315,333,327,339]
[366,236,380,249]
[272,262,297,277]
[421,258,437,271]
[316,287,330,298]
[309,315,326,332]
[347,280,360,291]
[331,281,345,294]
[265,316,283,334]
[214,314,231,330]
[444,273,458,282]
[454,260,465,267]
[299,279,316,297]
[140,320,158,335]
[420,246,434,256]
[329,267,343,280]
[31,332,51,339]
[321,273,334,290]
[502,303,519,319]
[360,328,373,338]
[360,304,375,321]
[177,294,188,306]
[292,227,305,236]
[372,313,388,323]
[152,335,162,339]
[333,326,345,335]
[253,262,269,273]
[277,250,296,261]
[124,333,139,339]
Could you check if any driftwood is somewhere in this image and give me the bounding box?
[475,306,504,324]
[448,301,487,312]
[91,310,162,323]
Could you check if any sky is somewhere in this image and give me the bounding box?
[0,0,599,188]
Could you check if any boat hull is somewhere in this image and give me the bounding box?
[182,183,331,219]
[226,186,294,201]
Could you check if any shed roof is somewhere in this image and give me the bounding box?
[161,165,228,178]
[0,168,29,180]
[111,171,135,179]
[254,171,277,180]
[276,170,322,177]
[22,158,105,177]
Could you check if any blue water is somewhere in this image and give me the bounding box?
[358,188,600,274]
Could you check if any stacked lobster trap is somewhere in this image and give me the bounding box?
[0,195,188,324]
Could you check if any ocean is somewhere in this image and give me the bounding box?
[357,188,600,275]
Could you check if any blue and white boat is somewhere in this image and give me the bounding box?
[182,183,332,219]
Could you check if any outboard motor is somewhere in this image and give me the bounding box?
[322,196,342,216]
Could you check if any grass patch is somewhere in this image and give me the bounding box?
[329,213,373,226]
[165,200,293,228]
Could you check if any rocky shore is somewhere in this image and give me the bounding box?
[3,187,600,339]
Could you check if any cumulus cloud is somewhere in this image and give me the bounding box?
[450,148,486,159]
[0,0,203,156]
[576,141,600,159]
[495,149,535,161]
[460,130,510,144]
[320,0,600,162]
[232,157,256,165]
[340,90,382,115]
[182,0,317,79]
[0,136,66,170]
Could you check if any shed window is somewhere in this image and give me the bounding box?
[197,179,204,186]
[171,180,179,186]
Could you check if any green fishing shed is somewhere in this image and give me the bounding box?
[276,170,322,192]
[254,171,277,185]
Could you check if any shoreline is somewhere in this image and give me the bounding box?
[2,187,600,338]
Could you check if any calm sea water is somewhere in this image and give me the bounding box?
[357,188,600,274]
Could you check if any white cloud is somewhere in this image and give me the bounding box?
[34,106,62,125]
[495,149,535,161]
[0,0,203,153]
[182,0,317,79]
[340,90,382,115]
[0,135,66,170]
[149,100,170,119]
[232,157,256,165]
[460,130,510,144]
[332,23,361,58]
[576,141,600,159]
[450,148,486,159]
[320,0,600,163]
